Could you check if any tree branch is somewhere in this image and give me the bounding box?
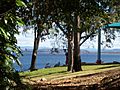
[80,31,95,46]
[55,22,68,36]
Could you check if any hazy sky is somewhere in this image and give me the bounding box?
[16,29,120,49]
[16,29,58,49]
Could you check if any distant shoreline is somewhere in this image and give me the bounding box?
[87,51,120,55]
[21,48,120,55]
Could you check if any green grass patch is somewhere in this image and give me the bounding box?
[82,64,120,71]
[20,64,120,81]
[20,66,67,78]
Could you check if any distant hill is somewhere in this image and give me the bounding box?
[20,46,120,54]
[102,49,120,52]
[20,46,91,54]
[101,49,120,54]
[81,49,90,54]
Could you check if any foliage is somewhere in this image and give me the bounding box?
[0,0,26,89]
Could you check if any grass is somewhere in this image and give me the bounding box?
[20,64,120,82]
[20,66,67,78]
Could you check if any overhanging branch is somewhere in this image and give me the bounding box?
[55,22,68,36]
[80,31,95,46]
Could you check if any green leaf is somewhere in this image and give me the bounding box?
[17,21,24,26]
[16,18,25,26]
[16,0,27,7]
[0,27,8,39]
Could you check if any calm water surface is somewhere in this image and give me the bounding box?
[13,51,120,71]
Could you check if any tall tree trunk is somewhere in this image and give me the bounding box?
[73,15,82,72]
[30,30,40,71]
[30,0,42,71]
[73,32,82,72]
[67,28,74,72]
[70,32,74,72]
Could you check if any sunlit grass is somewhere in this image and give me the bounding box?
[20,66,67,78]
[20,64,120,81]
[82,64,120,71]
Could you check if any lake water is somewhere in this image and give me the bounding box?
[13,51,120,71]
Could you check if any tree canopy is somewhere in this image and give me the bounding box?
[0,0,26,89]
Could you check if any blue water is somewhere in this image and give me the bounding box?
[13,51,120,71]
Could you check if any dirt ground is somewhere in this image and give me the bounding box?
[30,68,120,90]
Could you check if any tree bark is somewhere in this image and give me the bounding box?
[73,32,82,72]
[67,28,74,72]
[73,15,82,72]
[30,30,40,71]
[30,0,41,71]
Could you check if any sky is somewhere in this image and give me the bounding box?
[16,29,52,48]
[16,29,120,50]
